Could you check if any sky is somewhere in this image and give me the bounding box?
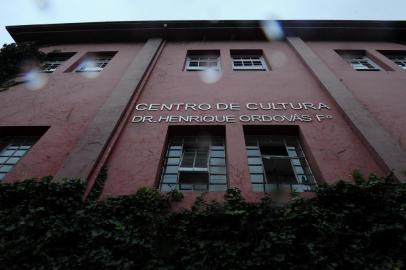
[1,0,406,45]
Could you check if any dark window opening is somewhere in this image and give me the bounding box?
[159,126,227,192]
[244,126,316,192]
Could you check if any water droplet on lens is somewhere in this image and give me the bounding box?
[199,67,222,84]
[24,69,47,90]
[261,20,284,41]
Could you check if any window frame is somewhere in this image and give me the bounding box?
[185,50,221,71]
[378,51,406,70]
[0,136,39,181]
[245,135,316,192]
[40,52,75,73]
[231,55,268,71]
[336,50,382,71]
[159,135,228,192]
[74,56,112,73]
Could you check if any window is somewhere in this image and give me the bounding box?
[74,52,116,72]
[379,51,406,70]
[0,136,39,181]
[40,52,75,73]
[336,50,381,71]
[230,50,268,70]
[185,50,220,71]
[245,134,316,192]
[160,135,227,192]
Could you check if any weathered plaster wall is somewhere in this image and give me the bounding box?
[1,43,143,181]
[102,41,384,203]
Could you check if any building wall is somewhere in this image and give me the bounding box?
[101,41,385,202]
[2,39,405,204]
[1,43,143,181]
[308,42,406,151]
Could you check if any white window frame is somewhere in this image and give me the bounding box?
[0,136,38,181]
[40,60,65,73]
[231,55,268,71]
[75,56,112,73]
[40,53,74,73]
[339,52,381,71]
[386,55,406,70]
[185,55,220,71]
[245,135,316,192]
[159,136,227,192]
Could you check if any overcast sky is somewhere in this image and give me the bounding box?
[1,0,405,45]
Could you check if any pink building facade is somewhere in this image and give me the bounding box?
[2,21,406,203]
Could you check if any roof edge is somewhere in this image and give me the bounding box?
[6,20,406,44]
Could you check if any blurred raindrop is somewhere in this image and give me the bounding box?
[261,20,284,41]
[199,67,222,84]
[34,0,51,11]
[24,69,47,90]
[77,59,101,79]
[270,50,287,67]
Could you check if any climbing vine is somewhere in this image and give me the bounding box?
[0,173,404,269]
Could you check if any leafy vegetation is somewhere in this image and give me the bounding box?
[0,42,45,90]
[0,173,405,269]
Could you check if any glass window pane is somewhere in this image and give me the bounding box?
[250,174,264,183]
[248,157,262,165]
[0,165,13,173]
[209,175,227,184]
[167,158,180,165]
[12,150,26,157]
[210,166,226,174]
[249,166,263,174]
[209,185,227,192]
[247,149,261,156]
[0,157,7,163]
[294,166,305,174]
[0,173,6,181]
[210,146,224,150]
[165,166,178,174]
[1,150,15,157]
[162,174,178,184]
[210,158,225,166]
[291,184,312,192]
[161,184,177,192]
[168,150,182,157]
[5,157,19,165]
[291,159,301,166]
[210,151,225,158]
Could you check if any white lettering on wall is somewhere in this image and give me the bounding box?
[131,102,333,123]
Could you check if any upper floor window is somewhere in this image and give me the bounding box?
[244,127,316,192]
[159,127,227,192]
[185,50,220,71]
[74,52,116,73]
[379,51,406,70]
[40,52,75,73]
[336,50,381,71]
[230,50,268,71]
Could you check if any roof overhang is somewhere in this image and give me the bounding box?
[6,20,406,44]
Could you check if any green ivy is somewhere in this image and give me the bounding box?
[0,173,405,269]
